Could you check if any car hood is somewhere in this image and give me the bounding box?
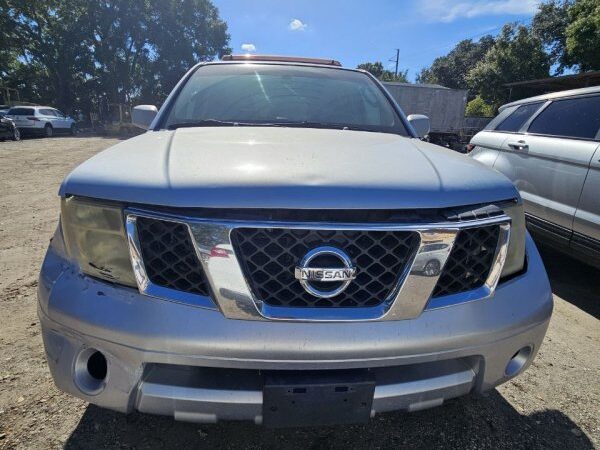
[60,127,518,209]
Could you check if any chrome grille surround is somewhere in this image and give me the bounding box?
[126,210,511,322]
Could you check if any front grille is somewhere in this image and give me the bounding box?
[136,217,211,296]
[431,225,500,298]
[231,228,420,308]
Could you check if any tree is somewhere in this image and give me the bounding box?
[357,61,409,82]
[532,0,600,73]
[0,0,230,113]
[144,0,230,102]
[466,24,551,108]
[2,0,95,112]
[532,0,572,73]
[564,0,600,71]
[415,36,495,92]
[465,95,495,117]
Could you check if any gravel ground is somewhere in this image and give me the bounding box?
[0,136,598,449]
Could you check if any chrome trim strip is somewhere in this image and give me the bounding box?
[425,222,511,310]
[125,209,511,322]
[125,215,217,310]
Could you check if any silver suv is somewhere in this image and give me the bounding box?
[470,87,600,268]
[39,56,552,427]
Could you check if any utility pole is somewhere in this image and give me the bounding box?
[394,49,399,77]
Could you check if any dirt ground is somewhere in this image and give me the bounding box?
[0,136,598,449]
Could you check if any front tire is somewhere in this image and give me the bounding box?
[44,124,53,138]
[12,127,21,141]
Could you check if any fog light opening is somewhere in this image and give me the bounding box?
[74,348,108,395]
[87,351,108,381]
[505,346,532,377]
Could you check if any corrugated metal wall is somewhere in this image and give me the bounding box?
[382,83,468,133]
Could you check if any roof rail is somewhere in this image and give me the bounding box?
[221,54,342,67]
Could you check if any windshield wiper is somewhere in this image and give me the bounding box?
[167,119,372,132]
[167,119,240,129]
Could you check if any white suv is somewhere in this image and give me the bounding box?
[469,87,600,268]
[6,106,76,137]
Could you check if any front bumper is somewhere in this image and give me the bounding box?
[38,232,552,424]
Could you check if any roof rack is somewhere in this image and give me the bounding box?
[221,54,342,67]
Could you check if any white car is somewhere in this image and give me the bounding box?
[6,106,76,137]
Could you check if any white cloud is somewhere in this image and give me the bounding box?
[289,18,307,31]
[419,0,539,23]
[241,43,256,53]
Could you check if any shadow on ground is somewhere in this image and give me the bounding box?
[538,244,600,319]
[64,391,593,450]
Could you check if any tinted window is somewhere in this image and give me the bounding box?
[485,106,517,130]
[39,109,57,116]
[7,107,35,116]
[495,102,543,132]
[528,96,600,140]
[164,64,408,135]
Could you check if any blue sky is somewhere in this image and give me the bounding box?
[215,0,540,81]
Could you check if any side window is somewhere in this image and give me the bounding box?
[484,106,517,130]
[494,102,544,132]
[40,109,56,116]
[527,96,600,140]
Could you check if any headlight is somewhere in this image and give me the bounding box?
[61,197,136,286]
[501,201,526,278]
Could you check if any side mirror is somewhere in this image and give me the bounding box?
[132,105,158,129]
[407,114,430,139]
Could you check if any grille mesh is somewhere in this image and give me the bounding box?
[431,225,500,298]
[231,228,420,308]
[136,217,210,296]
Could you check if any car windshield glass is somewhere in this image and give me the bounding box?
[7,107,35,115]
[163,64,408,135]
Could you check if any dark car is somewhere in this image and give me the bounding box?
[0,114,21,141]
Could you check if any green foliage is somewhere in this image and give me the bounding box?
[0,0,230,113]
[357,61,409,83]
[466,24,551,108]
[533,0,600,72]
[532,0,572,73]
[564,0,600,71]
[465,96,495,117]
[416,36,494,92]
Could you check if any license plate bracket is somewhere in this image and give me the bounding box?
[262,371,375,428]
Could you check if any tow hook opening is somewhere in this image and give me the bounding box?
[74,348,108,395]
[505,346,532,377]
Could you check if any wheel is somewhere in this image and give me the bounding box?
[44,124,53,138]
[12,127,21,141]
[70,124,77,136]
[423,260,441,277]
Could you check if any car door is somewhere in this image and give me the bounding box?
[39,108,58,126]
[52,109,69,129]
[469,105,519,167]
[472,102,545,173]
[496,95,600,234]
[572,142,600,246]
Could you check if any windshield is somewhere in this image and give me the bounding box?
[163,64,408,135]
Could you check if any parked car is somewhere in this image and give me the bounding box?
[39,55,552,427]
[6,105,76,137]
[0,113,20,141]
[469,86,600,268]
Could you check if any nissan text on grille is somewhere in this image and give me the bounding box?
[39,55,553,427]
